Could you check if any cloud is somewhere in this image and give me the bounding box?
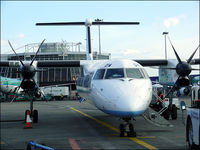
[163,15,185,28]
[17,33,25,38]
[124,49,140,56]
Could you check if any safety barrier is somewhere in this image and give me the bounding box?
[27,141,55,150]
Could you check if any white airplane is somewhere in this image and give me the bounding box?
[1,19,199,137]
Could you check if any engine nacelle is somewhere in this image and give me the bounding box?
[21,79,35,90]
[176,76,190,87]
[179,87,190,96]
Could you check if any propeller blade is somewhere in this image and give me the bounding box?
[10,87,20,103]
[30,39,45,65]
[8,40,24,66]
[168,37,182,64]
[187,44,200,64]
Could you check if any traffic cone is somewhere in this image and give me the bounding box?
[24,110,32,129]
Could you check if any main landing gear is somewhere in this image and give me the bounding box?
[119,117,136,137]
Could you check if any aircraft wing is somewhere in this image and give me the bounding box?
[134,58,200,66]
[134,59,168,66]
[37,60,80,67]
[1,59,199,67]
[0,60,81,68]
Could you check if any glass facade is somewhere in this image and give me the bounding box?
[1,45,110,87]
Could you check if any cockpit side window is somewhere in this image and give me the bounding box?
[140,68,149,78]
[93,69,105,80]
[105,68,124,79]
[126,68,144,79]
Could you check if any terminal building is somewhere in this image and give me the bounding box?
[1,41,111,89]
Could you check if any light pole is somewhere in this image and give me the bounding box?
[163,32,169,59]
[95,18,103,55]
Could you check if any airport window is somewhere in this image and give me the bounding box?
[126,68,144,79]
[105,68,124,79]
[93,69,105,80]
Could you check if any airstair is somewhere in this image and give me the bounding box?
[142,107,173,127]
[142,90,174,127]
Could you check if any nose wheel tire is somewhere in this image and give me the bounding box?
[119,124,125,137]
[128,124,136,137]
[119,123,136,137]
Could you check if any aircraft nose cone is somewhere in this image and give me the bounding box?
[92,79,152,116]
[116,79,152,112]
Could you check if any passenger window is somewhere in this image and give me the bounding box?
[198,89,200,99]
[126,68,144,79]
[93,69,105,80]
[105,69,124,79]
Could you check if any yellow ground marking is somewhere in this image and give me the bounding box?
[109,136,155,139]
[69,106,158,150]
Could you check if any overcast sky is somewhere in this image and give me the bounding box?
[1,1,199,76]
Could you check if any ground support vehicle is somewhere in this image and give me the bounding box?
[186,85,200,149]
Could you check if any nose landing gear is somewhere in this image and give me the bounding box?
[119,117,136,137]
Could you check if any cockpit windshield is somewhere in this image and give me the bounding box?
[126,68,143,79]
[105,69,124,79]
[93,68,149,80]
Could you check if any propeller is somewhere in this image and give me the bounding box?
[7,40,45,101]
[163,37,200,98]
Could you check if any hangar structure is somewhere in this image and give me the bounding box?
[1,41,111,88]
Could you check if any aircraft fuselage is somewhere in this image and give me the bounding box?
[77,59,152,117]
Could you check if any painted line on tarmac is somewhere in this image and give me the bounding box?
[69,138,81,150]
[69,106,158,150]
[109,136,155,139]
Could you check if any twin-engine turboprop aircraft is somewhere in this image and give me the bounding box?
[0,19,199,137]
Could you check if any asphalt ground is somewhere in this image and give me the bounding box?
[1,100,190,150]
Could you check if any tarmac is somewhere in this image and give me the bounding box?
[1,99,190,150]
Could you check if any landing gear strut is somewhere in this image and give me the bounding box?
[25,95,38,123]
[119,117,136,137]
